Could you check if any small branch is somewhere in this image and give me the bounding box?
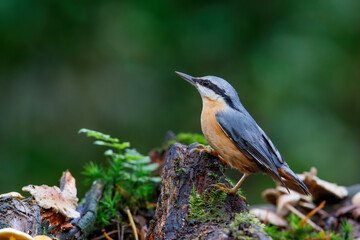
[286,204,321,230]
[92,230,119,240]
[126,206,139,240]
[117,219,121,240]
[101,229,114,240]
[121,225,125,240]
[299,200,325,229]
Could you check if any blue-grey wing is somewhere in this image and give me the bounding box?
[215,109,283,182]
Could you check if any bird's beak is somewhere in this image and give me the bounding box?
[175,71,196,86]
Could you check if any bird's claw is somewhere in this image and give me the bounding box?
[190,144,228,168]
[210,183,234,193]
[190,144,214,155]
[210,183,227,189]
[209,183,247,202]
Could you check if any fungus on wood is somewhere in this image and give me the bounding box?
[147,143,271,240]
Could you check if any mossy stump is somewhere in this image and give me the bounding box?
[147,143,271,240]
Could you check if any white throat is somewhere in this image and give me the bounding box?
[196,84,221,101]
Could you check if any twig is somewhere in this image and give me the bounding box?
[116,184,129,196]
[101,229,114,240]
[126,206,139,240]
[299,201,325,229]
[287,204,321,230]
[321,229,333,240]
[146,203,157,208]
[121,225,125,240]
[92,230,119,240]
[117,219,121,240]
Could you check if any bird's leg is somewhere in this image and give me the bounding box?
[190,144,228,167]
[210,173,248,201]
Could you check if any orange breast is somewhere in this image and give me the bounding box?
[200,97,259,174]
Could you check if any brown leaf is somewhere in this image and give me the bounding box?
[22,170,80,219]
[41,209,74,234]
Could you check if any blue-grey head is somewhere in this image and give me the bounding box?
[175,71,241,110]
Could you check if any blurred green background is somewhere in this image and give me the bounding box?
[0,0,359,203]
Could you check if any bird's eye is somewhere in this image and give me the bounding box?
[202,80,210,87]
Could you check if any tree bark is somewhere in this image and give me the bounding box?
[0,196,41,237]
[147,143,271,240]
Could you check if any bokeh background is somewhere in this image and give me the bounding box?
[0,0,359,203]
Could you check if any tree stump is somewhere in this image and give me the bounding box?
[147,143,270,240]
[0,196,41,237]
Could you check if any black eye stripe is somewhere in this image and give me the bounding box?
[200,79,210,86]
[198,79,240,111]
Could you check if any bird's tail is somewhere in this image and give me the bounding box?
[277,166,311,195]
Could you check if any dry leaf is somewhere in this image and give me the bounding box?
[22,170,80,219]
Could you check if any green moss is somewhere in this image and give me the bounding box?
[173,158,179,170]
[176,167,187,174]
[207,172,221,182]
[264,213,342,240]
[205,190,227,221]
[170,132,208,146]
[227,212,265,240]
[340,220,356,240]
[188,184,227,223]
[188,185,206,221]
[80,128,161,227]
[233,212,264,227]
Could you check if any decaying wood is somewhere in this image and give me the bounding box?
[147,143,271,240]
[64,180,104,240]
[0,178,103,240]
[0,196,41,237]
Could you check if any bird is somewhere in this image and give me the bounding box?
[175,71,310,196]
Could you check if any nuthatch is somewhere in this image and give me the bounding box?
[176,71,310,196]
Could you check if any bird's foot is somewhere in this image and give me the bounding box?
[190,143,211,153]
[209,183,247,202]
[190,144,228,168]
